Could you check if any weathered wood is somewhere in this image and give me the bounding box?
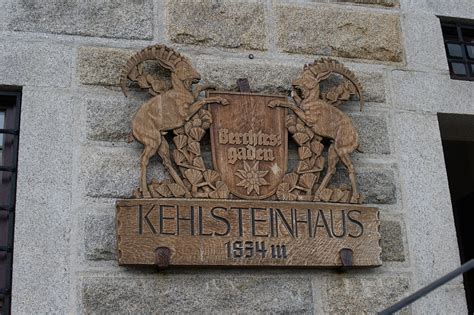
[116,199,381,267]
[119,44,227,198]
[209,91,288,199]
[268,59,365,204]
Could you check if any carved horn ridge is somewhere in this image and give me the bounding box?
[119,44,185,97]
[306,58,365,111]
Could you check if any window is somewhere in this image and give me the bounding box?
[439,113,474,313]
[0,90,21,315]
[441,20,474,81]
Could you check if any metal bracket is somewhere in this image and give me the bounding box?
[154,247,171,271]
[339,248,353,271]
[237,78,251,92]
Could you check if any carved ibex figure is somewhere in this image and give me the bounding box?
[120,44,228,198]
[269,59,364,203]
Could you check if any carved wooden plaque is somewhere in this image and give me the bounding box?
[209,92,287,199]
[116,44,381,269]
[117,199,381,267]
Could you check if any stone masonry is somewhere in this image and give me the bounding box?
[0,0,469,313]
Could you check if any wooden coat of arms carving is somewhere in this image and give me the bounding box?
[116,44,381,269]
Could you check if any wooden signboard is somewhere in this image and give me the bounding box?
[117,199,380,267]
[116,44,381,269]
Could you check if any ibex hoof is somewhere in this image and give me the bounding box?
[267,100,278,108]
[141,188,151,199]
[218,97,230,106]
[350,193,361,204]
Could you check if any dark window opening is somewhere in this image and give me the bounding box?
[0,90,21,315]
[439,113,474,313]
[440,19,474,81]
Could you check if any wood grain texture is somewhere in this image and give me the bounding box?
[116,199,381,267]
[209,91,288,199]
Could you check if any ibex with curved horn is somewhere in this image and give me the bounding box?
[120,44,228,198]
[269,58,365,203]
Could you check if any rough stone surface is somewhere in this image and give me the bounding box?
[0,1,7,31]
[401,0,474,19]
[78,47,133,86]
[402,13,449,72]
[11,88,75,314]
[391,70,474,114]
[167,0,266,50]
[85,215,116,261]
[351,115,390,154]
[324,275,410,314]
[82,276,313,313]
[330,0,399,6]
[196,56,386,102]
[380,220,405,262]
[86,90,146,142]
[332,168,397,204]
[77,46,386,102]
[82,147,166,199]
[393,112,462,286]
[7,0,153,39]
[276,5,403,62]
[0,40,72,87]
[414,284,467,315]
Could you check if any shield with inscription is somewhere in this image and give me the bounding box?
[209,91,288,199]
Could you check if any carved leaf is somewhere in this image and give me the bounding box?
[296,123,306,133]
[172,149,186,165]
[299,173,317,190]
[167,183,186,198]
[297,195,313,201]
[193,191,209,198]
[203,170,220,185]
[330,188,345,202]
[184,121,193,134]
[184,169,203,185]
[202,121,211,130]
[310,140,324,156]
[293,133,310,146]
[149,184,161,198]
[198,108,212,121]
[305,127,314,139]
[187,141,201,156]
[296,160,310,173]
[319,188,333,202]
[188,127,205,141]
[286,114,297,134]
[156,183,172,197]
[276,183,298,201]
[298,146,312,160]
[282,173,299,188]
[182,178,192,191]
[173,135,188,149]
[192,118,202,127]
[315,156,325,170]
[173,127,185,135]
[340,190,351,203]
[209,181,229,199]
[193,157,205,170]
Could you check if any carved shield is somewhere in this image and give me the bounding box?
[209,91,288,199]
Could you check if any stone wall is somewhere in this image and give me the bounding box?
[0,0,470,313]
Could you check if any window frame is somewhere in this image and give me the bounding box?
[0,90,21,315]
[441,21,474,81]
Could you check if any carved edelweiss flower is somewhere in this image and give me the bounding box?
[235,161,269,195]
